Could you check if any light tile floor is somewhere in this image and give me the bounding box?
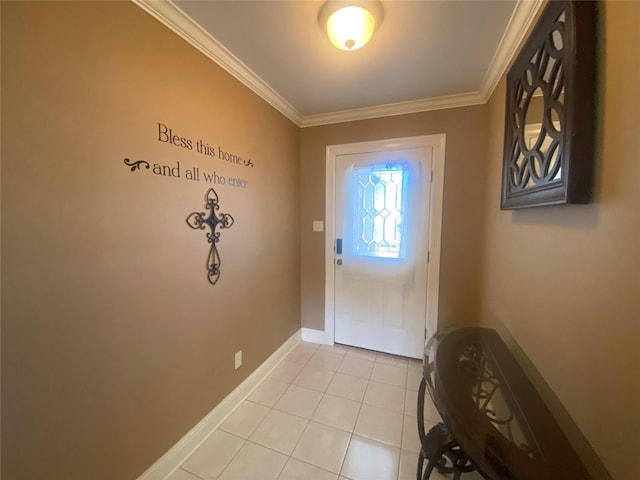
[168,342,477,480]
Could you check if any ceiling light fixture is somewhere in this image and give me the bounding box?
[318,1,384,51]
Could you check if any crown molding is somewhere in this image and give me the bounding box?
[132,0,303,126]
[133,0,543,128]
[299,91,486,128]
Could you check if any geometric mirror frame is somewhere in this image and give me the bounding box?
[501,1,597,209]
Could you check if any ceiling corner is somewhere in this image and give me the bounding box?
[478,0,545,103]
[132,0,304,126]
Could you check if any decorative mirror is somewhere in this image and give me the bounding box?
[501,1,597,209]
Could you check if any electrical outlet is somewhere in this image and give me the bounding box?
[234,350,242,370]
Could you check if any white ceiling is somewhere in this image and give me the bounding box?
[135,0,542,127]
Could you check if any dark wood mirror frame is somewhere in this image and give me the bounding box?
[501,1,597,209]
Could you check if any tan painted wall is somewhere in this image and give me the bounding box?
[480,2,640,479]
[4,0,636,479]
[1,2,300,479]
[300,106,489,332]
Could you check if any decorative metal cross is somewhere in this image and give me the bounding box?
[186,188,235,285]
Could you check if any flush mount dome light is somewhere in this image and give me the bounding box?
[318,1,384,51]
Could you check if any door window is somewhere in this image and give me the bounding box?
[349,162,408,259]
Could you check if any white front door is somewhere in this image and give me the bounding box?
[333,146,432,358]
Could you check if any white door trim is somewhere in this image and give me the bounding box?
[324,134,446,346]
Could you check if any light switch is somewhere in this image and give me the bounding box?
[312,221,324,232]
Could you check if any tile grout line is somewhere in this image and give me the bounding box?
[286,349,341,476]
[336,352,378,478]
[177,466,207,480]
[211,344,314,480]
[184,342,422,480]
[338,367,371,477]
[279,343,339,479]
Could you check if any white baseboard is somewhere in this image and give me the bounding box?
[301,327,333,345]
[137,330,302,480]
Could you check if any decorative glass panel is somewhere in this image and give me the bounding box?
[351,163,407,259]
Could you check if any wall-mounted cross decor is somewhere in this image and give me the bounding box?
[186,188,235,285]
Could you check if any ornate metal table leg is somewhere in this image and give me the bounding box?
[417,377,429,480]
[417,377,477,479]
[418,378,447,479]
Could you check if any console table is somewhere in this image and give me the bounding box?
[417,327,594,480]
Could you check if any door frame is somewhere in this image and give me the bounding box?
[323,134,446,347]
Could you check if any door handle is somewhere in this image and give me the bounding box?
[336,238,343,255]
[337,259,343,265]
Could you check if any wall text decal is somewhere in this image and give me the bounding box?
[123,158,150,171]
[121,122,254,188]
[121,159,249,188]
[156,122,255,168]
